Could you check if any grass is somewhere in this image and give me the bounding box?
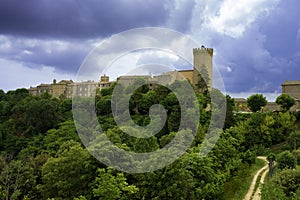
[224,158,266,200]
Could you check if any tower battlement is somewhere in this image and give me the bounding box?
[193,47,213,57]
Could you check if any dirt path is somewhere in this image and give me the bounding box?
[243,156,268,200]
[252,164,269,200]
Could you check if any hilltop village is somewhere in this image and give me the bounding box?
[27,46,300,112]
[28,47,212,97]
[1,47,300,200]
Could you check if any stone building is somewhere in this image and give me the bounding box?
[234,98,250,112]
[70,81,98,97]
[282,80,300,99]
[28,47,214,98]
[178,70,194,84]
[282,80,300,111]
[152,46,213,88]
[117,75,151,88]
[28,86,38,96]
[52,79,74,98]
[99,75,112,90]
[263,102,281,112]
[193,46,213,88]
[28,75,113,98]
[36,84,52,95]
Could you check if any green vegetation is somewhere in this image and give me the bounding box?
[247,93,268,112]
[277,150,295,170]
[0,81,299,199]
[262,168,300,200]
[276,93,296,112]
[224,158,265,200]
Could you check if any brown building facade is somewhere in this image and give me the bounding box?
[28,47,214,98]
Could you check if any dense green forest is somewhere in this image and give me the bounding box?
[0,79,299,200]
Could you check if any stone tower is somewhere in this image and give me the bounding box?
[193,46,213,89]
[100,74,109,83]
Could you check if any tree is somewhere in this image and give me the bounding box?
[276,94,296,111]
[224,95,235,129]
[267,153,276,178]
[278,151,295,170]
[38,141,95,199]
[261,181,287,200]
[133,134,159,153]
[96,95,112,115]
[273,168,300,197]
[274,112,296,144]
[0,90,5,101]
[288,131,300,151]
[195,64,210,93]
[246,94,267,112]
[0,157,33,200]
[92,168,138,200]
[25,98,61,134]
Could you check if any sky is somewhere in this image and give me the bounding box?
[0,0,299,101]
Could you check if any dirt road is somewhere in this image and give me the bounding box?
[243,156,268,200]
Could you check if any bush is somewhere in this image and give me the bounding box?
[277,151,295,170]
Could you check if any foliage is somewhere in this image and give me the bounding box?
[0,85,298,199]
[247,94,267,112]
[195,64,210,93]
[287,130,300,151]
[93,168,138,200]
[262,168,300,199]
[38,142,95,199]
[224,95,236,129]
[261,181,288,200]
[224,158,265,200]
[267,153,276,177]
[277,150,295,170]
[276,93,296,111]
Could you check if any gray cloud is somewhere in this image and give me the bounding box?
[166,0,196,32]
[0,0,299,96]
[0,36,93,73]
[0,0,171,38]
[213,0,300,93]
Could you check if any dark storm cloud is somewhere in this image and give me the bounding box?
[261,0,300,57]
[259,0,300,83]
[0,0,190,75]
[20,46,88,73]
[215,0,300,94]
[0,0,171,38]
[0,36,92,73]
[1,0,299,96]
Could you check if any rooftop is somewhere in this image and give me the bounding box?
[282,80,300,85]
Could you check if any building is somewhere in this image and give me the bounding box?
[263,102,281,112]
[99,75,112,90]
[152,46,213,88]
[282,80,300,99]
[28,47,213,98]
[193,46,213,88]
[70,81,98,97]
[28,75,113,98]
[36,84,52,95]
[282,80,300,111]
[234,98,250,112]
[52,79,74,98]
[117,75,151,87]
